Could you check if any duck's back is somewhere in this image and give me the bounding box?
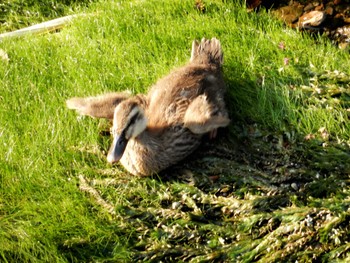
[146,38,225,129]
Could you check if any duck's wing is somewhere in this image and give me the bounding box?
[184,38,229,134]
[183,93,229,134]
[147,38,229,131]
[66,92,131,120]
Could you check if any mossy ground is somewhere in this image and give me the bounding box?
[0,0,349,262]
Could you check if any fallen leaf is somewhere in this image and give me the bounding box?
[318,127,330,140]
[304,134,315,140]
[0,49,9,62]
[278,42,286,50]
[284,58,290,65]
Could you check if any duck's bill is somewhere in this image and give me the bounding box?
[107,135,128,164]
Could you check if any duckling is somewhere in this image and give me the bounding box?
[67,38,230,176]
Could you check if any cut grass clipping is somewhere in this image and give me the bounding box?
[1,0,349,262]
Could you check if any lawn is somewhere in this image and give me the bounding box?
[1,0,349,262]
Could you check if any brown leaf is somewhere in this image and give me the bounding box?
[246,0,262,9]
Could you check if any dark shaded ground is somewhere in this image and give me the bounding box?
[248,0,350,49]
[132,120,350,261]
[172,123,350,200]
[92,121,349,262]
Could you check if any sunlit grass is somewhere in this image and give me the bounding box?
[0,0,92,33]
[1,0,349,261]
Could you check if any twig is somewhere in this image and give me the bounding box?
[0,14,79,41]
[78,174,116,216]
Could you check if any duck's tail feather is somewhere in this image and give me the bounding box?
[66,92,130,120]
[190,38,223,67]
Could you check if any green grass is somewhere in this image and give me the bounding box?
[1,0,350,262]
[0,0,93,33]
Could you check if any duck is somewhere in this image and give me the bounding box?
[66,38,230,176]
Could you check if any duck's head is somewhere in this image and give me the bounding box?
[107,100,147,164]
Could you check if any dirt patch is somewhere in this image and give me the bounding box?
[248,0,350,49]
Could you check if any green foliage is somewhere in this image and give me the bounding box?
[0,0,349,262]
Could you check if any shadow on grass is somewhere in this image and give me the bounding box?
[157,72,350,212]
[73,64,350,262]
